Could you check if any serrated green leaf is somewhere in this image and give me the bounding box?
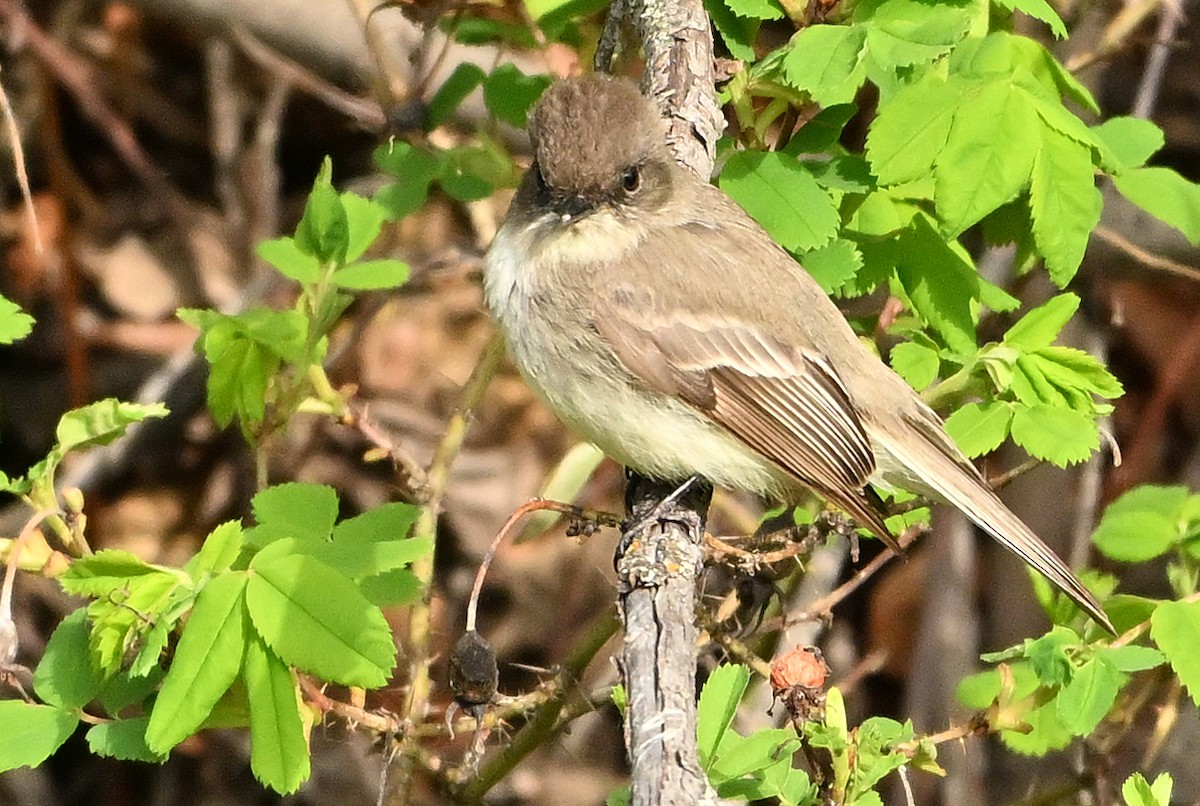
[256,237,320,283]
[1010,403,1098,466]
[427,63,487,130]
[934,79,1039,235]
[727,0,785,18]
[86,717,164,762]
[59,548,165,596]
[992,0,1066,38]
[1001,698,1072,755]
[858,0,974,69]
[243,637,310,794]
[54,400,169,456]
[0,294,34,344]
[944,400,1013,457]
[710,729,802,783]
[1030,127,1101,286]
[1092,485,1189,562]
[1150,599,1200,709]
[34,610,105,709]
[705,0,759,61]
[1097,644,1164,673]
[373,142,439,219]
[359,567,424,607]
[332,502,421,544]
[145,572,248,753]
[785,104,858,155]
[295,157,349,264]
[719,152,840,251]
[187,521,245,580]
[332,259,410,290]
[1004,294,1079,351]
[246,554,395,687]
[1122,772,1174,806]
[799,238,863,294]
[1113,166,1200,244]
[1091,117,1164,172]
[247,483,339,547]
[1055,656,1122,735]
[340,192,389,263]
[782,25,868,107]
[697,664,751,768]
[889,341,940,391]
[0,702,78,771]
[890,216,980,355]
[867,75,963,185]
[309,538,433,579]
[482,65,551,128]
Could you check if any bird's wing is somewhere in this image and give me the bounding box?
[596,291,898,548]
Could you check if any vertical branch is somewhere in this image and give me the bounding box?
[606,4,724,803]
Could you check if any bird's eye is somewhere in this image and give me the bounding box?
[622,166,642,193]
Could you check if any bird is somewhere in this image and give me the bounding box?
[483,73,1113,634]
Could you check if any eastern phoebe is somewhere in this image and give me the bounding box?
[484,74,1112,633]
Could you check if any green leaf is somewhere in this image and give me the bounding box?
[934,79,1039,235]
[697,664,751,768]
[54,399,169,456]
[243,637,310,794]
[309,538,433,580]
[719,151,840,252]
[332,259,410,290]
[1122,772,1174,806]
[246,554,396,687]
[145,572,249,753]
[727,0,785,18]
[187,521,246,579]
[1055,656,1122,735]
[705,0,758,61]
[1004,294,1079,351]
[0,294,34,344]
[711,730,802,784]
[889,341,940,391]
[1010,403,1098,467]
[799,238,863,295]
[295,157,349,264]
[86,717,164,762]
[890,215,981,355]
[373,143,439,219]
[34,610,105,709]
[992,0,1067,38]
[256,237,320,283]
[340,192,389,263]
[1097,644,1164,673]
[332,502,421,544]
[784,104,858,155]
[1113,166,1200,244]
[782,25,868,107]
[866,75,962,185]
[1030,127,1101,286]
[1092,485,1189,562]
[482,65,551,128]
[943,400,1013,457]
[1032,347,1123,399]
[439,149,495,201]
[858,0,974,69]
[359,567,424,608]
[427,63,487,130]
[247,483,339,547]
[1091,117,1164,171]
[0,702,78,771]
[1001,697,1072,755]
[59,548,165,596]
[1150,599,1200,709]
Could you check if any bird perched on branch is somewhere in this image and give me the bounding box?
[483,73,1113,634]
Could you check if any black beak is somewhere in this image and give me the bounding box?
[550,194,593,219]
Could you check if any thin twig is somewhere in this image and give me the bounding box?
[0,65,41,254]
[1092,225,1200,283]
[793,527,921,621]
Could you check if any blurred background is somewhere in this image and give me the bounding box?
[0,0,1198,803]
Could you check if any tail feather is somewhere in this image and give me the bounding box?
[876,426,1114,634]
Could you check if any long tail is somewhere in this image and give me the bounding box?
[875,425,1115,634]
